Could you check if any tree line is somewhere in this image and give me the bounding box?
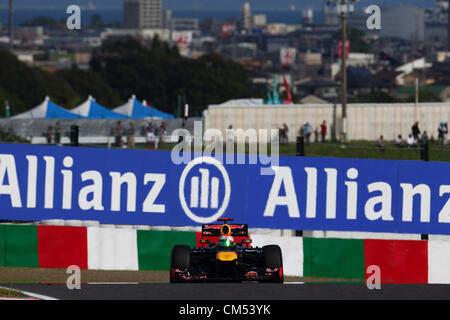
[0,37,261,117]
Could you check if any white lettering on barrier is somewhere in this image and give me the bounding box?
[26,155,37,208]
[61,156,74,210]
[0,154,167,214]
[0,154,22,207]
[304,167,317,219]
[401,183,431,223]
[345,168,358,220]
[263,166,299,218]
[110,172,137,212]
[261,165,450,224]
[365,182,393,221]
[142,173,166,213]
[78,170,104,211]
[43,156,55,209]
[324,168,337,219]
[438,185,450,223]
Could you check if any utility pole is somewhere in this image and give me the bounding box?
[448,0,450,50]
[340,0,348,142]
[9,0,14,49]
[331,0,357,141]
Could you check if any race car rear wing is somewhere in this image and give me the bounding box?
[201,223,248,237]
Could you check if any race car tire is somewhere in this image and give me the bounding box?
[170,245,191,283]
[262,245,283,283]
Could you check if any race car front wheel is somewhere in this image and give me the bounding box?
[170,245,191,283]
[262,245,283,283]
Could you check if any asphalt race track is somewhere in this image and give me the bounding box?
[6,283,450,300]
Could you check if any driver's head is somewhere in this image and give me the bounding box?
[218,235,234,247]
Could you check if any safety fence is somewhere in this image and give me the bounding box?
[1,223,450,283]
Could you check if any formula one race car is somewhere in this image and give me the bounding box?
[170,218,283,283]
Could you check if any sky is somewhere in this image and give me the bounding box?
[0,0,440,10]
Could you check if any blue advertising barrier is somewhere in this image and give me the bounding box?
[0,143,449,235]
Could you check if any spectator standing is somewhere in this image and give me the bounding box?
[438,122,446,145]
[314,126,319,143]
[299,125,305,138]
[54,121,62,145]
[283,123,289,144]
[114,121,123,147]
[127,121,135,149]
[421,131,429,144]
[320,121,327,143]
[412,121,421,142]
[303,122,312,144]
[159,122,167,149]
[146,122,155,149]
[444,122,448,145]
[280,123,289,144]
[153,124,161,149]
[46,126,53,144]
[226,125,234,146]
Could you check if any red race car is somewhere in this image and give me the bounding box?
[170,218,283,283]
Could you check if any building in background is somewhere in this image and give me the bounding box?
[302,8,314,25]
[323,0,339,25]
[241,2,252,29]
[163,9,172,29]
[124,0,163,29]
[424,0,449,45]
[171,18,199,32]
[252,14,267,27]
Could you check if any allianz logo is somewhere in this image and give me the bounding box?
[179,157,231,224]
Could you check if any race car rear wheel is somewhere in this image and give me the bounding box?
[262,245,283,283]
[170,245,191,283]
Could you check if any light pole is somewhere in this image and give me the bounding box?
[330,0,358,142]
[340,0,348,142]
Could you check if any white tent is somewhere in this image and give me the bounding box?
[12,96,85,119]
[71,96,127,119]
[113,95,174,119]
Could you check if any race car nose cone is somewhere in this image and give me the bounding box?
[216,251,238,262]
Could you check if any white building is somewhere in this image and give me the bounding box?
[124,0,163,29]
[252,14,267,27]
[242,2,252,29]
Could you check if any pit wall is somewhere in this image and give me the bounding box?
[1,224,450,284]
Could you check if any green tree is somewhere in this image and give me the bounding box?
[90,38,261,114]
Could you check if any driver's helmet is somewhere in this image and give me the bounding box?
[218,235,234,248]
